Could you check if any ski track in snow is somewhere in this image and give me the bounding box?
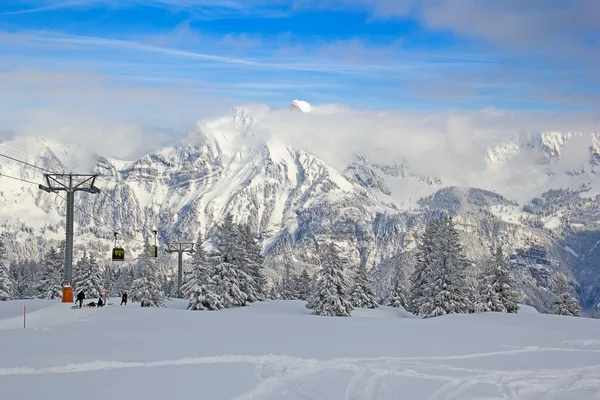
[1,343,599,399]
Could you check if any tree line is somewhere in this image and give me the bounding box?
[0,215,584,318]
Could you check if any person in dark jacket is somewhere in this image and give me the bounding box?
[120,292,128,305]
[97,297,104,308]
[76,291,85,308]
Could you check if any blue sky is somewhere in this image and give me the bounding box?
[0,0,598,121]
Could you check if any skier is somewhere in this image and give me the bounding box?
[120,292,128,305]
[76,291,85,308]
[97,297,104,308]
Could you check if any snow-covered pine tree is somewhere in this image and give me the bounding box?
[114,266,134,296]
[75,252,104,298]
[212,257,248,308]
[550,274,581,317]
[10,260,40,299]
[0,239,13,300]
[72,251,88,295]
[387,266,408,309]
[218,213,245,264]
[216,216,259,302]
[408,217,440,314]
[491,246,520,313]
[268,284,280,300]
[35,247,64,300]
[296,269,313,300]
[474,271,504,313]
[239,223,266,300]
[475,246,520,313]
[183,230,223,310]
[102,265,117,298]
[306,243,353,317]
[349,265,379,309]
[129,236,166,307]
[416,216,472,318]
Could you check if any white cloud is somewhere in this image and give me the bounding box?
[2,67,598,202]
[219,101,600,199]
[295,0,600,55]
[0,69,238,160]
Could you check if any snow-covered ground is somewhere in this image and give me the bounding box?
[1,299,599,399]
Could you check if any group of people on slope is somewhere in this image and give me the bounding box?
[75,291,128,308]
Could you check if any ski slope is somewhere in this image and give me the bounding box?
[0,300,599,399]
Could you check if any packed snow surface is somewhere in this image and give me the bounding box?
[1,300,599,399]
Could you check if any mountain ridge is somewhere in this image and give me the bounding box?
[1,100,599,311]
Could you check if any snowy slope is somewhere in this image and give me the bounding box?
[1,300,600,399]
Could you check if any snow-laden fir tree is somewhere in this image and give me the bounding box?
[103,265,117,298]
[550,274,581,317]
[296,269,313,300]
[129,237,166,307]
[412,216,472,318]
[0,239,13,300]
[35,247,64,300]
[408,218,440,314]
[74,252,105,298]
[216,216,261,302]
[268,284,280,300]
[349,265,379,309]
[184,231,223,311]
[239,223,266,300]
[72,250,89,295]
[212,256,249,308]
[306,243,353,317]
[114,266,135,296]
[475,246,520,313]
[10,260,40,299]
[387,265,408,309]
[279,255,298,300]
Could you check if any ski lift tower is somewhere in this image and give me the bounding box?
[39,173,100,287]
[165,242,195,298]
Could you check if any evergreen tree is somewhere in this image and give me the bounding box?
[388,267,408,309]
[268,284,279,300]
[239,223,266,300]
[413,216,472,318]
[306,243,353,317]
[216,216,263,303]
[349,265,379,309]
[218,213,244,264]
[72,252,88,293]
[0,240,12,300]
[75,252,104,298]
[10,260,40,299]
[408,218,440,314]
[475,246,520,313]
[130,237,166,307]
[296,269,313,300]
[474,273,504,313]
[103,265,117,298]
[36,247,64,300]
[184,231,223,310]
[114,266,134,296]
[550,275,581,317]
[212,259,248,308]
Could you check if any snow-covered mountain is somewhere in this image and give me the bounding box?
[1,100,599,311]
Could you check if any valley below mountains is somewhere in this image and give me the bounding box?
[1,101,600,312]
